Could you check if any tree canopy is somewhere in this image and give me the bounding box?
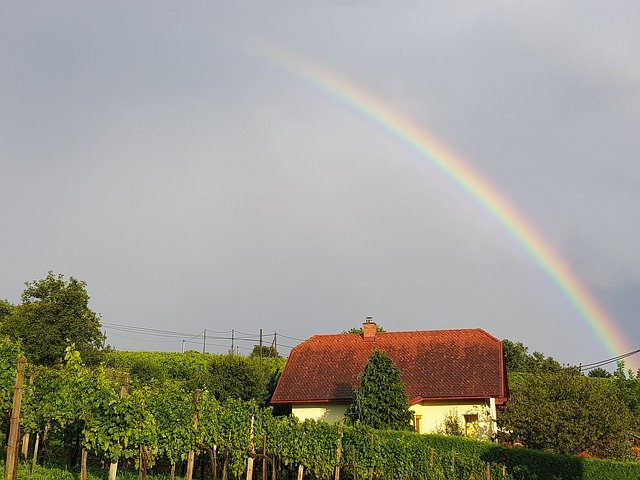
[502,339,563,373]
[500,370,634,459]
[0,272,105,365]
[345,349,413,430]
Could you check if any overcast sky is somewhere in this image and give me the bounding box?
[2,2,639,368]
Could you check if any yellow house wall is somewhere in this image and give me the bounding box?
[291,400,496,440]
[410,400,495,439]
[292,403,349,423]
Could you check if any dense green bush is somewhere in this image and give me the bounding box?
[102,350,285,405]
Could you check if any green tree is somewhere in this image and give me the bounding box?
[500,371,633,459]
[0,272,105,365]
[502,339,563,373]
[587,367,613,378]
[0,299,14,323]
[345,350,413,430]
[250,345,280,358]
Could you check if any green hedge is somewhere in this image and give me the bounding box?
[275,424,640,480]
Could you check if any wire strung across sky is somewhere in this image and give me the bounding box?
[579,348,640,372]
[101,321,302,355]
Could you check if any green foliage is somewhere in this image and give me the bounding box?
[502,339,563,373]
[345,349,414,430]
[436,408,465,436]
[0,298,15,323]
[102,350,285,405]
[0,272,105,365]
[250,344,280,358]
[500,371,634,459]
[587,367,613,378]
[0,337,24,412]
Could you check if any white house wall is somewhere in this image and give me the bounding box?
[410,400,495,439]
[292,403,349,423]
[291,399,496,440]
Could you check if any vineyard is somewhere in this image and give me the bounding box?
[2,340,640,480]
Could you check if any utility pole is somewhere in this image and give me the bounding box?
[259,328,263,361]
[202,329,207,354]
[230,329,235,355]
[181,339,185,353]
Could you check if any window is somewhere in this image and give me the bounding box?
[414,415,422,434]
[464,414,479,438]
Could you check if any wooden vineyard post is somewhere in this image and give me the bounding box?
[334,426,342,480]
[5,356,26,480]
[80,446,88,480]
[485,462,491,480]
[352,446,357,480]
[214,445,219,480]
[32,432,41,468]
[139,444,148,480]
[21,433,29,461]
[20,368,35,462]
[429,448,434,467]
[262,436,267,480]
[186,390,201,480]
[246,414,256,480]
[297,464,304,480]
[271,454,276,480]
[109,375,130,480]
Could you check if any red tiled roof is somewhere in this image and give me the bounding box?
[271,328,508,405]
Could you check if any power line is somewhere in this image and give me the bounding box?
[580,348,640,372]
[102,321,301,355]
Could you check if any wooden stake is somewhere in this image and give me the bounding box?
[485,462,491,480]
[213,445,218,480]
[21,433,30,461]
[271,455,276,480]
[139,444,148,480]
[297,464,304,480]
[186,389,201,480]
[262,436,267,480]
[20,370,35,462]
[80,447,88,480]
[352,446,356,480]
[108,461,118,480]
[334,427,342,480]
[5,356,26,480]
[170,463,176,480]
[32,432,40,468]
[246,414,255,480]
[186,451,196,480]
[222,450,228,480]
[109,375,129,480]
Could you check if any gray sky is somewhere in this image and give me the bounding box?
[2,2,639,368]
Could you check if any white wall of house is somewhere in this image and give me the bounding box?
[292,403,349,423]
[410,400,496,440]
[291,399,496,441]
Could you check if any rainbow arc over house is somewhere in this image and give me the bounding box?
[255,43,633,364]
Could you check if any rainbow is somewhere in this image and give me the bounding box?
[253,43,634,367]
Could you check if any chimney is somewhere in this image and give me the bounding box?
[363,316,377,342]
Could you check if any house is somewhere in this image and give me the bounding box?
[271,320,509,440]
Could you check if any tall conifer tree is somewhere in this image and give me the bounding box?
[345,350,413,430]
